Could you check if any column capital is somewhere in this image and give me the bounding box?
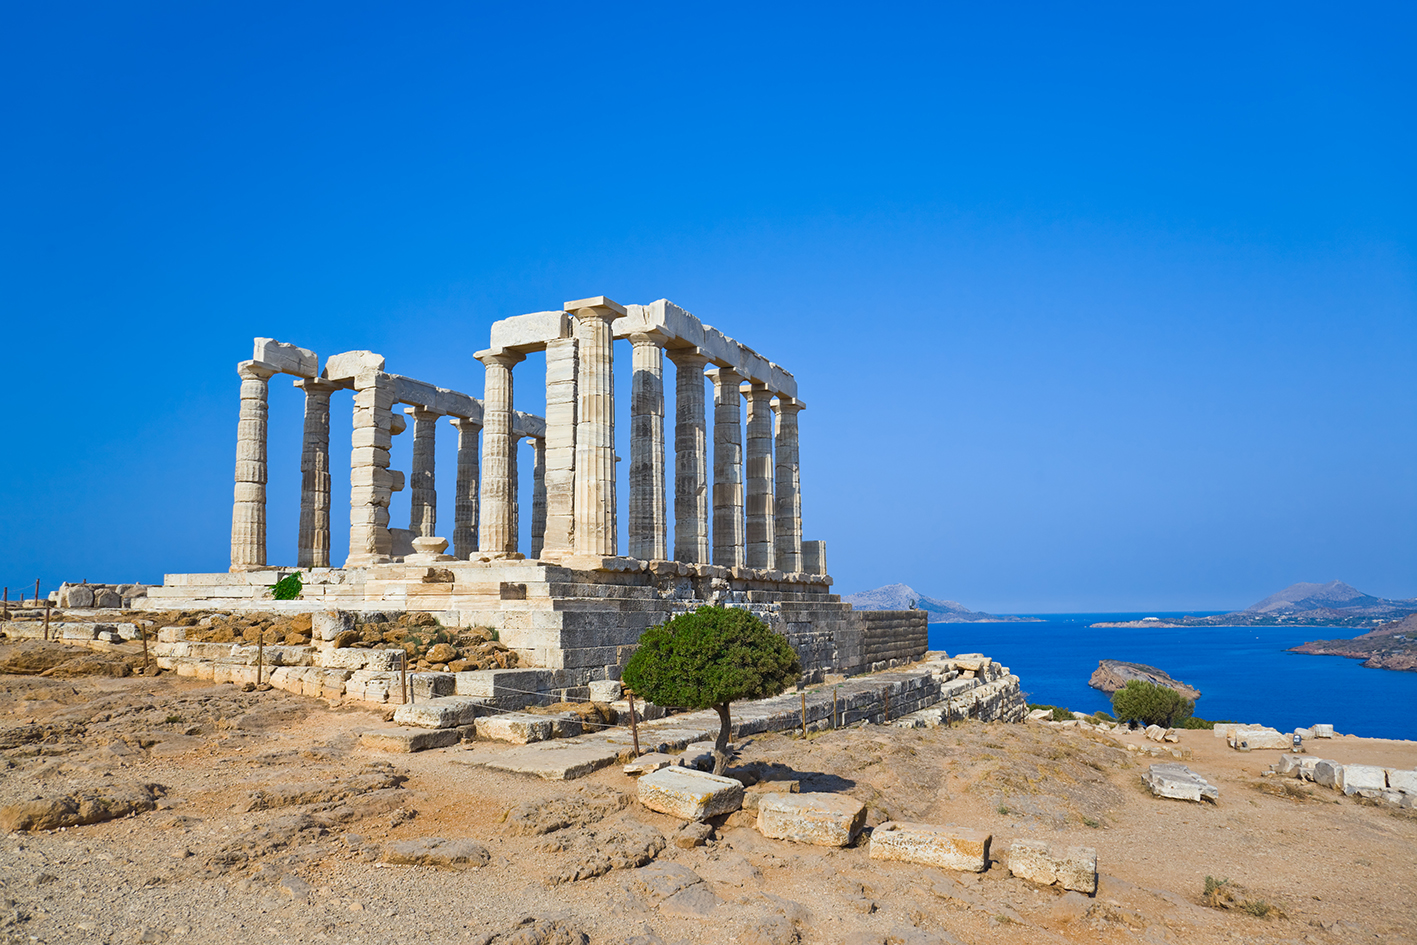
[404,405,443,420]
[706,366,744,387]
[237,360,279,382]
[666,347,709,370]
[628,330,669,348]
[564,296,627,321]
[474,348,527,369]
[740,380,773,401]
[448,415,483,431]
[772,396,806,414]
[294,377,343,395]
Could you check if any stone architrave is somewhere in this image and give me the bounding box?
[568,296,626,558]
[295,378,341,568]
[668,349,710,564]
[477,349,525,556]
[743,381,775,569]
[449,417,481,560]
[868,822,992,873]
[708,367,745,568]
[628,332,668,561]
[406,406,441,538]
[528,437,546,559]
[772,398,804,573]
[231,360,278,571]
[346,370,397,566]
[541,337,578,558]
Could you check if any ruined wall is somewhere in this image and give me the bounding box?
[858,610,929,673]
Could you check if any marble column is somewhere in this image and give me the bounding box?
[295,378,340,569]
[708,367,745,569]
[405,406,441,538]
[773,397,804,573]
[668,349,710,564]
[477,350,524,556]
[449,417,481,560]
[346,370,396,566]
[568,296,625,558]
[541,337,578,557]
[529,436,547,559]
[628,333,667,561]
[743,381,776,569]
[231,360,278,571]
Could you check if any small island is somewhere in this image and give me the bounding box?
[1088,659,1201,701]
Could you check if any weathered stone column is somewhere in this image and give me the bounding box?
[568,296,626,558]
[708,367,745,569]
[668,349,710,564]
[295,378,340,569]
[449,417,481,560]
[405,406,441,538]
[628,333,667,561]
[529,437,547,559]
[541,337,578,557]
[743,381,776,569]
[231,360,278,571]
[773,397,804,573]
[346,370,397,566]
[476,349,525,556]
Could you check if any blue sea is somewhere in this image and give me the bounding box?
[930,613,1417,742]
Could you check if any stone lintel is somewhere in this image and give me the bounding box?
[253,337,318,378]
[323,349,386,381]
[489,310,575,352]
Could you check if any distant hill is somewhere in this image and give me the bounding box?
[1242,580,1416,617]
[841,584,1041,623]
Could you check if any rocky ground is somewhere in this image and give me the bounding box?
[1,641,1414,945]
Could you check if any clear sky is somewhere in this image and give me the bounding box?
[2,3,1413,613]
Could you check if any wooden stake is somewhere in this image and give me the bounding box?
[883,686,890,723]
[34,579,40,604]
[400,652,408,705]
[256,631,265,686]
[42,600,51,641]
[833,686,839,729]
[141,625,150,674]
[626,687,640,757]
[800,690,807,736]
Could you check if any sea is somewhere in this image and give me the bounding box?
[929,613,1417,743]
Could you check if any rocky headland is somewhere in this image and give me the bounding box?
[845,584,1043,624]
[1091,581,1417,633]
[1087,660,1201,701]
[1290,613,1417,673]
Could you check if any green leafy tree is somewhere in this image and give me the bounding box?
[623,606,802,775]
[1111,679,1194,728]
[269,572,303,601]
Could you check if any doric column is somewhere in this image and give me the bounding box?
[743,381,776,569]
[476,349,525,555]
[541,337,578,557]
[668,349,710,564]
[529,437,547,559]
[568,296,626,558]
[295,378,340,569]
[449,417,481,560]
[708,367,745,569]
[405,406,441,538]
[773,397,804,573]
[346,370,396,566]
[628,333,667,561]
[231,360,278,571]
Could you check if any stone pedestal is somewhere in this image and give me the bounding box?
[669,349,710,564]
[450,417,481,560]
[296,378,341,569]
[743,381,775,569]
[709,367,744,568]
[406,406,441,538]
[477,350,525,556]
[541,337,578,558]
[772,398,803,573]
[231,360,278,571]
[629,333,667,561]
[568,296,625,557]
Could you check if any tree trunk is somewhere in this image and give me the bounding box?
[713,702,732,775]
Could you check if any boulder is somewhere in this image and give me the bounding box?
[1341,764,1388,797]
[868,822,992,872]
[637,766,744,821]
[1143,763,1218,802]
[1007,840,1097,895]
[1313,760,1345,790]
[756,792,866,847]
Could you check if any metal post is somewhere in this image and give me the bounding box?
[626,688,641,757]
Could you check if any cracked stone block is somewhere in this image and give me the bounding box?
[1008,840,1097,894]
[1342,764,1388,796]
[1314,760,1345,790]
[394,696,486,729]
[756,792,865,847]
[474,713,554,744]
[869,822,992,872]
[1143,763,1219,802]
[638,767,744,820]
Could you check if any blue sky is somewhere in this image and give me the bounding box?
[2,2,1412,612]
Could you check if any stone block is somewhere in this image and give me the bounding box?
[624,752,675,776]
[638,767,745,821]
[324,349,385,381]
[1311,723,1334,738]
[474,713,554,744]
[319,647,403,671]
[62,626,96,641]
[1342,764,1388,796]
[312,610,354,642]
[588,679,623,702]
[94,589,122,608]
[410,672,456,700]
[742,780,800,811]
[1007,840,1097,894]
[394,696,486,729]
[66,585,94,608]
[157,627,187,643]
[1314,760,1345,790]
[755,792,865,847]
[1143,763,1218,802]
[1229,728,1290,750]
[253,337,317,377]
[1386,769,1417,795]
[490,310,573,351]
[359,727,461,752]
[868,822,992,873]
[1144,724,1166,742]
[1274,754,1305,777]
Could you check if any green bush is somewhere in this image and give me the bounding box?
[1111,680,1194,728]
[269,572,303,601]
[623,606,801,774]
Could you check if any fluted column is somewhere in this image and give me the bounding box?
[668,349,710,563]
[708,367,745,568]
[529,437,547,559]
[477,349,525,556]
[568,296,626,558]
[295,378,340,568]
[773,397,804,573]
[743,381,776,569]
[406,406,441,538]
[541,337,578,557]
[450,417,481,560]
[231,360,278,571]
[346,370,396,567]
[629,333,667,561]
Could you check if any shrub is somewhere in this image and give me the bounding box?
[1111,680,1194,728]
[269,572,303,601]
[623,606,801,774]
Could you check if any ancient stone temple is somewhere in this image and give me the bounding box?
[143,296,926,689]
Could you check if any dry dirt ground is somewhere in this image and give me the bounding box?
[1,644,1414,945]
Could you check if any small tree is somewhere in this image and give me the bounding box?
[1111,679,1194,728]
[623,606,801,775]
[269,571,303,601]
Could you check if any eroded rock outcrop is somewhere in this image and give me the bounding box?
[1088,660,1200,700]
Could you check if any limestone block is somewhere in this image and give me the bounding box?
[359,727,461,752]
[324,349,385,381]
[313,611,354,642]
[410,672,456,700]
[742,780,801,811]
[1143,763,1218,802]
[1296,756,1322,781]
[1311,724,1334,738]
[869,822,992,873]
[624,752,676,776]
[474,713,553,744]
[1144,724,1166,742]
[1342,764,1388,796]
[94,589,121,608]
[1313,760,1345,790]
[490,310,573,350]
[1228,728,1289,750]
[116,624,141,641]
[1386,769,1417,795]
[588,679,623,702]
[157,627,187,643]
[394,696,486,729]
[639,767,745,821]
[1009,841,1098,895]
[755,792,865,847]
[319,647,402,671]
[253,338,317,377]
[62,626,96,641]
[1274,754,1305,777]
